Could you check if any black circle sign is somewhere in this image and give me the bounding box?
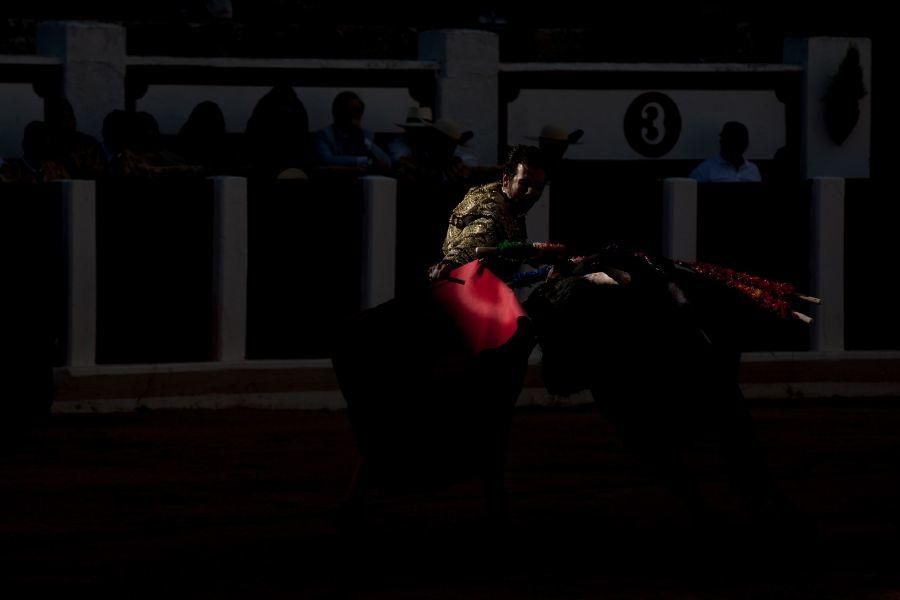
[624,92,682,158]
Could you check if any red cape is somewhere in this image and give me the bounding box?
[431,261,528,354]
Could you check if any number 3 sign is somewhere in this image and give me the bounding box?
[624,92,682,158]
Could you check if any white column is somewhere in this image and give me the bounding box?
[784,37,872,179]
[810,177,845,352]
[419,29,499,166]
[37,21,127,140]
[211,176,248,362]
[360,176,397,309]
[526,183,551,243]
[661,178,698,262]
[61,180,96,367]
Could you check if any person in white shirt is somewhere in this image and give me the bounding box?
[690,121,761,182]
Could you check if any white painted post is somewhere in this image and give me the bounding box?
[661,178,698,262]
[810,177,845,352]
[526,183,551,243]
[211,176,248,362]
[61,180,97,367]
[784,37,872,180]
[360,176,397,309]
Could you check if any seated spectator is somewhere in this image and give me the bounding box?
[44,96,105,179]
[244,83,310,178]
[394,117,473,189]
[526,124,583,180]
[387,105,433,162]
[690,121,762,183]
[390,106,480,168]
[0,121,71,183]
[314,91,390,173]
[176,100,234,175]
[101,110,198,177]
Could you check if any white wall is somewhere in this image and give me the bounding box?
[508,89,786,160]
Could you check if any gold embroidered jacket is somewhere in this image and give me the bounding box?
[440,181,527,279]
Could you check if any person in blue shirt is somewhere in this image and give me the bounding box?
[314,91,391,172]
[690,121,762,182]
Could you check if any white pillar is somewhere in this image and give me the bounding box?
[810,177,845,352]
[61,180,96,367]
[526,184,551,244]
[661,178,698,262]
[419,29,499,167]
[784,37,872,179]
[211,176,248,362]
[360,176,397,309]
[37,21,127,141]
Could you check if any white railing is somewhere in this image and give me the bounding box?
[57,175,397,368]
[662,176,845,353]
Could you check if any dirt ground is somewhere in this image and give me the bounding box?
[1,400,899,597]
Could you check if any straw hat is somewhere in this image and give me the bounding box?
[526,124,584,144]
[396,106,434,128]
[429,118,474,146]
[276,167,309,179]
